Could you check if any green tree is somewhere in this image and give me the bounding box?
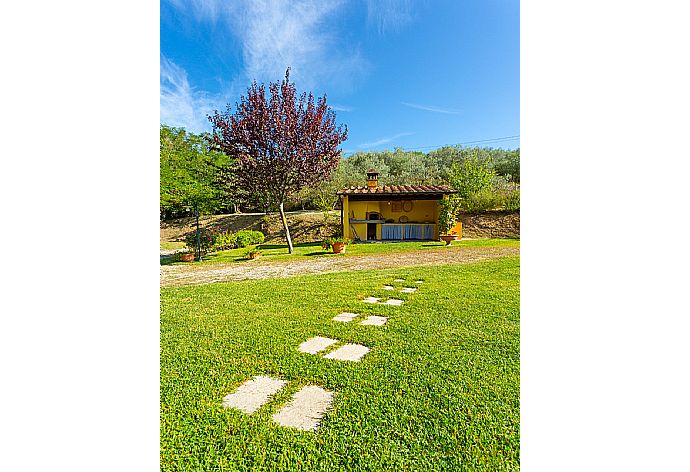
[447,154,496,207]
[492,148,520,183]
[160,125,230,215]
[160,125,231,259]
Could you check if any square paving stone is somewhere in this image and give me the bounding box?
[383,285,395,290]
[323,343,370,362]
[362,296,380,303]
[299,336,338,354]
[360,315,387,326]
[415,280,424,283]
[222,376,287,414]
[400,287,417,293]
[393,279,405,282]
[382,299,404,306]
[332,312,359,322]
[272,385,334,431]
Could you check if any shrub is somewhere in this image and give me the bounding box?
[184,226,227,255]
[184,227,265,255]
[504,190,520,211]
[438,195,461,234]
[233,230,265,248]
[463,188,505,213]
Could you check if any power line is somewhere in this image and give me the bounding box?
[346,135,520,154]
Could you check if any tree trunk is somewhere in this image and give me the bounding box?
[195,203,202,262]
[278,202,294,254]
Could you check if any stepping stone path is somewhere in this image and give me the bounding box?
[332,312,359,322]
[360,315,387,326]
[272,385,334,431]
[323,343,370,362]
[415,280,424,283]
[222,376,287,414]
[299,336,338,354]
[222,278,423,432]
[382,298,404,306]
[299,336,371,362]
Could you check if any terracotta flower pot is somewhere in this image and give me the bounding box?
[332,242,346,254]
[440,234,459,246]
[180,253,195,262]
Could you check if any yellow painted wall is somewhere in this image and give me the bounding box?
[343,197,441,240]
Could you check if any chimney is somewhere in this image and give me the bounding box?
[366,169,379,189]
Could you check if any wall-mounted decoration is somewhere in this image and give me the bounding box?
[391,201,402,212]
[402,200,413,212]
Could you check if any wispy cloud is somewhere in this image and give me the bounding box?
[360,132,414,148]
[400,102,462,115]
[164,0,366,91]
[366,0,414,34]
[330,104,353,112]
[160,55,223,133]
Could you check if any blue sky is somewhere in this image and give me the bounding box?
[160,0,519,154]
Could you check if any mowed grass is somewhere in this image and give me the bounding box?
[163,238,519,266]
[161,257,520,470]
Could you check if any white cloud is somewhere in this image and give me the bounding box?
[330,104,353,112]
[164,0,366,91]
[400,102,462,114]
[160,55,222,133]
[360,132,414,148]
[366,0,414,34]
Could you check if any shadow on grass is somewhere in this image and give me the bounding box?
[257,242,322,250]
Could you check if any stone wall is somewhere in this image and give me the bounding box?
[458,211,520,239]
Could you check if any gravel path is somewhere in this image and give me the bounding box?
[160,245,519,287]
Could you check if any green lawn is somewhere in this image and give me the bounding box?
[160,241,187,251]
[161,256,520,470]
[162,238,520,266]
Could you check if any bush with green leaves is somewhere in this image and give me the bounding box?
[438,195,461,234]
[504,190,520,211]
[184,227,265,255]
[463,188,505,214]
[184,226,229,255]
[233,230,265,248]
[322,237,352,250]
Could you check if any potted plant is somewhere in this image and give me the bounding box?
[245,248,262,260]
[179,250,195,262]
[322,237,352,254]
[438,196,461,245]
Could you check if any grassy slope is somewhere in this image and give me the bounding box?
[161,257,520,470]
[163,238,520,266]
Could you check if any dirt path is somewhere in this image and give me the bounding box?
[160,246,519,287]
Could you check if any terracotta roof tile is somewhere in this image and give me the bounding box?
[336,184,457,195]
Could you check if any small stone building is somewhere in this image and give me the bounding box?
[336,170,458,241]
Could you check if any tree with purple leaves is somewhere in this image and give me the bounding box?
[209,69,348,254]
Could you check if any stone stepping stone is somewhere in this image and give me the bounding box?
[393,279,405,282]
[360,315,387,326]
[383,285,395,290]
[400,287,417,293]
[415,280,424,284]
[382,299,404,306]
[362,296,380,304]
[299,336,338,354]
[222,376,287,414]
[324,343,370,362]
[332,312,359,322]
[272,385,334,431]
